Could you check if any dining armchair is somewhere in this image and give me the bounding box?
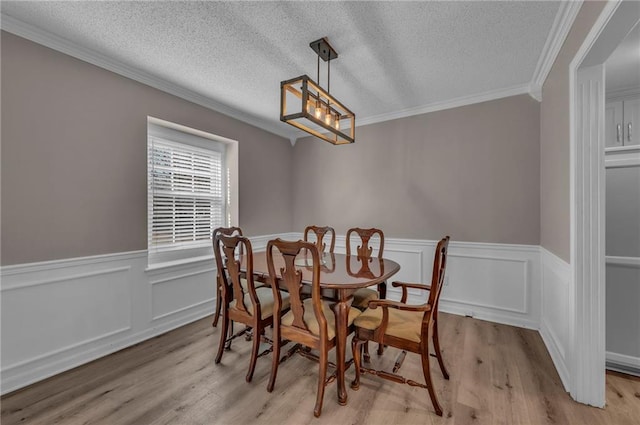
[213,233,291,382]
[303,225,336,254]
[350,236,450,416]
[265,239,360,417]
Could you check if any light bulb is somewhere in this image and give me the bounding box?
[314,101,322,119]
[325,110,332,125]
[334,116,340,130]
[306,100,313,114]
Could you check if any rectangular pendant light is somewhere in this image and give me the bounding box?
[280,38,355,145]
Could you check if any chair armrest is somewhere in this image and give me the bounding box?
[392,281,431,291]
[368,299,432,313]
[391,281,431,303]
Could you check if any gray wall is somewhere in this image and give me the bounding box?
[540,1,607,262]
[292,95,541,244]
[606,166,640,257]
[1,32,293,266]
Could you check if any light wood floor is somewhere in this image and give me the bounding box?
[2,313,639,424]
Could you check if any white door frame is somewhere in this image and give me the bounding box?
[569,0,640,407]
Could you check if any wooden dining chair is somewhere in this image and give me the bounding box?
[303,225,336,254]
[213,233,291,382]
[265,239,360,417]
[346,227,387,358]
[350,236,450,417]
[212,226,243,328]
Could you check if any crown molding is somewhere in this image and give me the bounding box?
[0,14,292,140]
[2,9,568,145]
[530,0,584,101]
[290,83,533,143]
[355,83,533,128]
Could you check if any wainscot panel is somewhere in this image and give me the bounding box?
[318,234,541,329]
[539,247,571,391]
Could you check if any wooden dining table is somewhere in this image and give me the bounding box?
[245,251,401,406]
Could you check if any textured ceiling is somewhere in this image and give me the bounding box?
[2,1,561,139]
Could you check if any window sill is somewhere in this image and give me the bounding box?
[145,255,214,273]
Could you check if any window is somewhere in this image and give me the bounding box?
[147,120,236,266]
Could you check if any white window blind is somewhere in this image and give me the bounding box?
[148,131,226,264]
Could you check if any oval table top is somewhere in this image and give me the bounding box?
[247,251,401,290]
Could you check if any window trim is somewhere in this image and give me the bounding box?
[147,117,239,268]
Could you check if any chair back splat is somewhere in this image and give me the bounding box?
[346,227,384,259]
[211,227,243,328]
[303,225,336,254]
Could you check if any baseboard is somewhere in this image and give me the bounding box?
[540,318,571,390]
[606,352,640,377]
[438,300,538,330]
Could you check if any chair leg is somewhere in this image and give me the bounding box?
[212,279,222,327]
[377,281,387,356]
[267,325,280,393]
[225,320,234,350]
[363,341,371,363]
[215,308,229,364]
[246,323,261,382]
[432,317,449,380]
[421,342,443,417]
[351,337,363,390]
[314,347,328,417]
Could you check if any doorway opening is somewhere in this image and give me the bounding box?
[570,0,640,407]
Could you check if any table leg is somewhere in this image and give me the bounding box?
[332,294,350,405]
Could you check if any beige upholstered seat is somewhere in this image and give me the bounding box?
[281,298,359,340]
[351,236,451,417]
[354,305,423,343]
[352,288,379,310]
[240,286,290,320]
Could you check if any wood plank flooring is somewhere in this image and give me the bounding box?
[2,313,639,424]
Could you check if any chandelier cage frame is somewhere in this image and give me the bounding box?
[280,37,355,145]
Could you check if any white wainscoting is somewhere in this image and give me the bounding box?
[306,234,541,330]
[0,233,296,395]
[2,233,543,394]
[539,248,571,390]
